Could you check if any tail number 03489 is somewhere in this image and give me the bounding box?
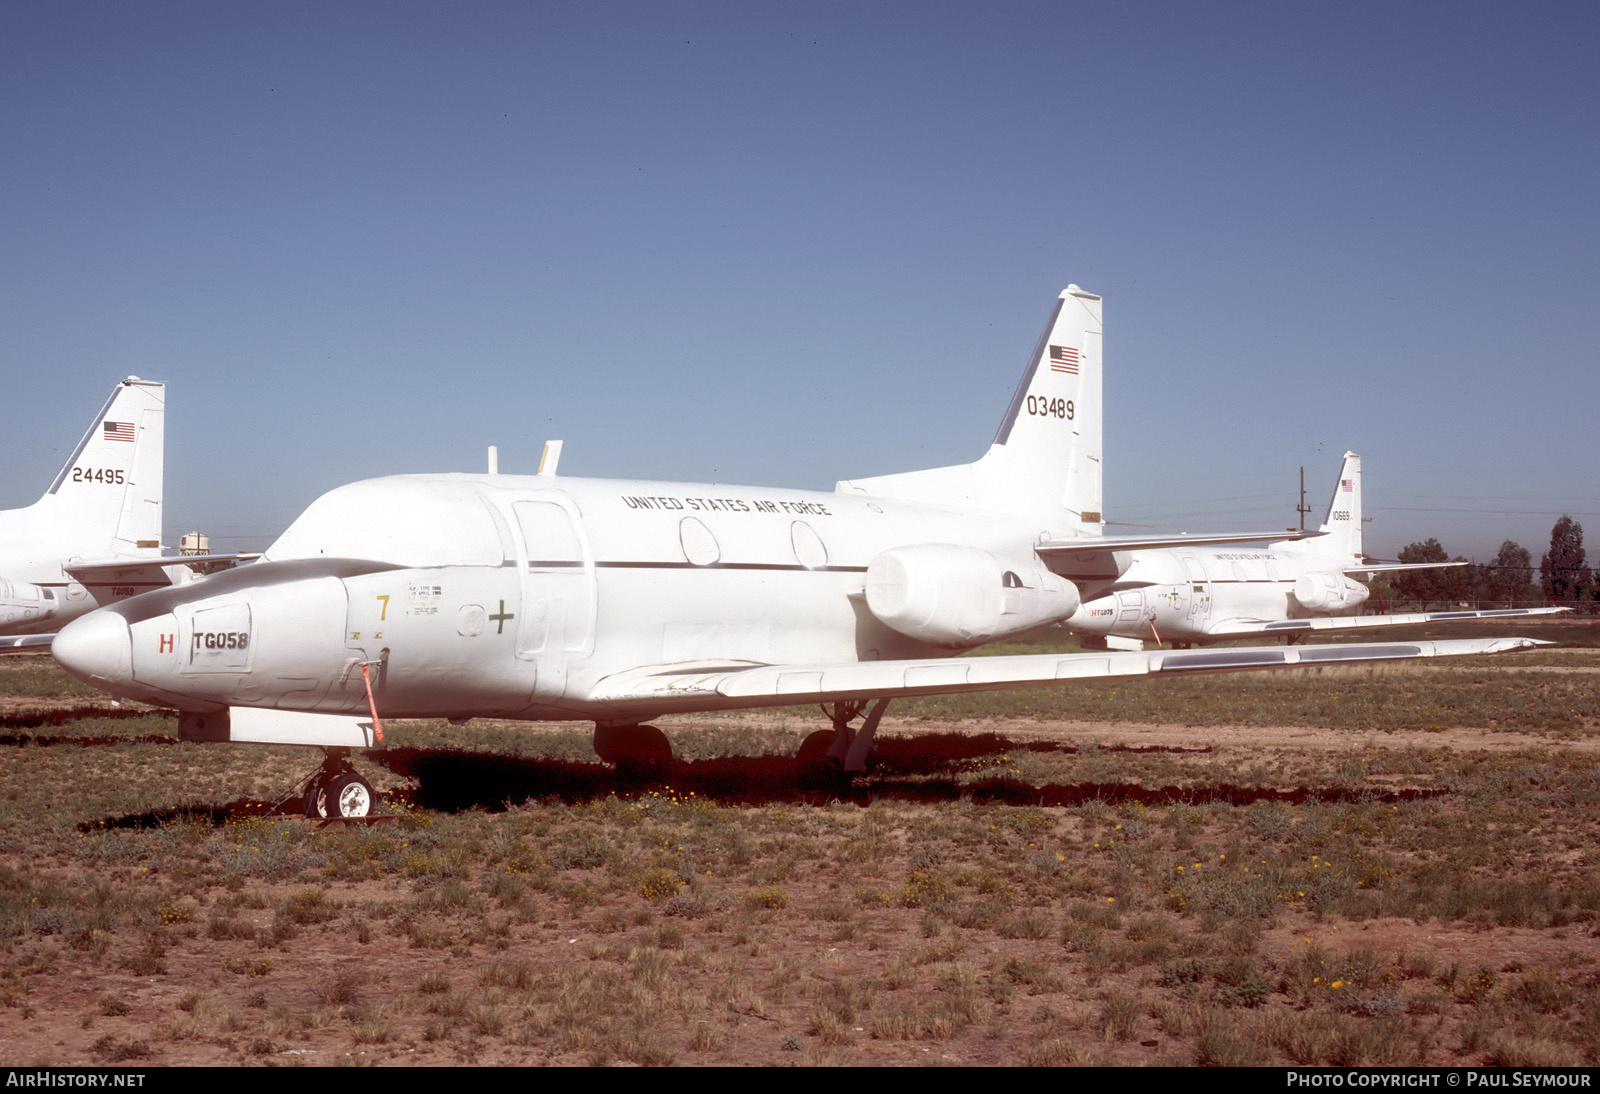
[1026,396,1074,420]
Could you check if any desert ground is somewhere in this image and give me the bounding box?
[2,619,1597,1066]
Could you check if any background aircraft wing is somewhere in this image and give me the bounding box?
[1209,607,1568,638]
[588,636,1549,706]
[0,635,55,652]
[1037,529,1321,560]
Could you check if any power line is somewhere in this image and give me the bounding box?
[1369,507,1599,517]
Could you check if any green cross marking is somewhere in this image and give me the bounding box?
[490,600,515,634]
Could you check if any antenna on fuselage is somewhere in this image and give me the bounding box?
[538,440,563,476]
[487,446,499,475]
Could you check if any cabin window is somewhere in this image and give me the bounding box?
[791,521,828,569]
[679,517,721,566]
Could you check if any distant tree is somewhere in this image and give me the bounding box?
[1438,551,1475,605]
[1540,516,1593,607]
[1485,540,1534,605]
[1388,537,1465,607]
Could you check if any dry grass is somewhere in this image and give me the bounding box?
[1,627,1598,1065]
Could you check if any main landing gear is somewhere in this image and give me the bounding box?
[798,698,889,780]
[593,722,674,775]
[302,749,376,819]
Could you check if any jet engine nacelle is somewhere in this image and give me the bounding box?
[1291,571,1370,614]
[865,544,1079,647]
[0,579,58,626]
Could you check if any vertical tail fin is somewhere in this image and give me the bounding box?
[837,286,1103,527]
[1314,451,1362,563]
[19,378,165,553]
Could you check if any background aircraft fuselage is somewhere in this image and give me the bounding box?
[1067,543,1369,645]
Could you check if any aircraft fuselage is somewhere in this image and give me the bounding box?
[54,472,1057,722]
[1069,545,1369,645]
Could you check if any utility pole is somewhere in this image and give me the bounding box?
[1296,466,1313,531]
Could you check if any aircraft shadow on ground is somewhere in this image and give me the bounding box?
[368,731,1447,813]
[1,704,175,743]
[58,729,1446,830]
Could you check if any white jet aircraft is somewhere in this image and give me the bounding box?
[1064,452,1564,650]
[51,289,1549,817]
[0,378,171,647]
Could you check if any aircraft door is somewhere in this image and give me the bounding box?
[1116,589,1148,625]
[512,496,596,698]
[1181,555,1211,628]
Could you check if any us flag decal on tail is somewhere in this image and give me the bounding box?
[103,421,136,442]
[1048,345,1079,374]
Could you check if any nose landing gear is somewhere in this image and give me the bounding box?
[302,749,376,818]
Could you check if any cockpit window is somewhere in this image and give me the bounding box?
[516,500,584,567]
[265,479,507,566]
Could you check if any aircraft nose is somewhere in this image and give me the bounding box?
[53,610,134,689]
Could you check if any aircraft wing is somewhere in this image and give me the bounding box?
[1209,607,1568,638]
[1345,561,1470,574]
[588,636,1548,707]
[0,635,55,652]
[1038,529,1321,559]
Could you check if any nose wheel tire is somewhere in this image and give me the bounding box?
[304,771,375,818]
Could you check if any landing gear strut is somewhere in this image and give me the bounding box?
[799,698,889,776]
[302,749,376,818]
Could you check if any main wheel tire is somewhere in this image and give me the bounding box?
[796,729,837,763]
[796,729,847,790]
[594,724,673,776]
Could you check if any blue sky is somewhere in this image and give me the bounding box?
[3,1,1596,563]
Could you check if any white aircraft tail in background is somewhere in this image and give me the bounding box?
[1302,451,1363,566]
[1067,450,1564,648]
[0,377,168,644]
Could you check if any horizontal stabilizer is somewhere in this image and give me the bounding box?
[1345,561,1470,574]
[1039,528,1322,559]
[1210,607,1568,637]
[589,636,1550,707]
[64,553,261,584]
